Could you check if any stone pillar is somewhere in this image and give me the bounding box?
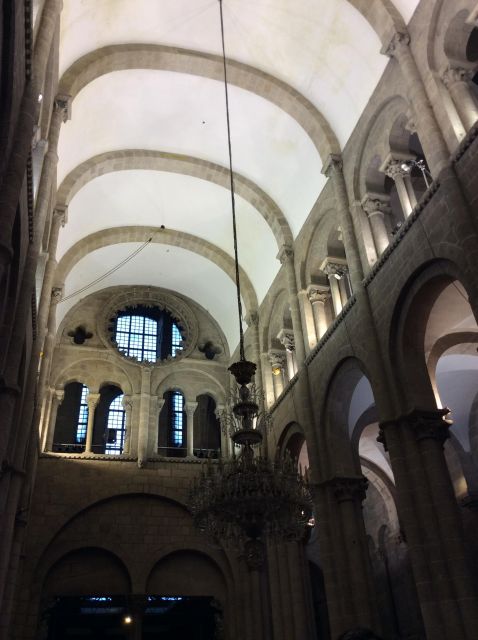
[381,155,417,217]
[185,401,198,457]
[277,246,306,366]
[34,95,71,258]
[36,286,62,412]
[36,205,67,349]
[321,257,347,316]
[322,155,364,291]
[137,367,152,467]
[313,476,380,637]
[442,67,478,134]
[149,397,164,457]
[297,289,317,351]
[277,328,296,380]
[384,32,450,176]
[307,285,330,340]
[45,389,64,451]
[122,395,133,455]
[361,195,391,255]
[379,409,478,640]
[268,350,286,400]
[84,393,100,454]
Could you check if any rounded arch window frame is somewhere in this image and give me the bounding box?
[98,289,199,365]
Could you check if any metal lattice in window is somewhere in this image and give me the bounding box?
[171,390,184,446]
[172,323,182,357]
[105,394,126,455]
[76,385,89,443]
[114,308,183,362]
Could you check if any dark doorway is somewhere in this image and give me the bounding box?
[43,595,219,639]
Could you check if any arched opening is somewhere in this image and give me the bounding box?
[92,384,126,455]
[158,389,187,458]
[193,394,220,458]
[38,547,132,639]
[52,382,89,453]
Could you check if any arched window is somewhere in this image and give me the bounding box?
[114,305,182,362]
[53,382,89,452]
[157,389,186,457]
[105,394,126,455]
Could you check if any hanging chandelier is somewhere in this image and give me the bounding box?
[188,0,312,566]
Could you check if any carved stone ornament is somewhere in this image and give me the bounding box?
[268,349,287,369]
[307,285,331,305]
[277,328,295,352]
[361,195,391,217]
[98,287,198,363]
[442,67,474,89]
[322,476,368,503]
[379,408,451,449]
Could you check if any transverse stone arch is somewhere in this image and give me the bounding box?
[58,44,340,163]
[345,0,406,46]
[56,149,293,247]
[55,226,258,314]
[52,357,134,397]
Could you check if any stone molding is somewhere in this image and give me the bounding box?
[312,476,368,503]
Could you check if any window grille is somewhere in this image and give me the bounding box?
[76,385,89,443]
[171,390,184,447]
[105,394,126,455]
[115,311,182,361]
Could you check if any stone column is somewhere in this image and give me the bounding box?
[297,289,317,351]
[149,398,164,457]
[361,195,391,255]
[36,286,62,410]
[137,367,152,467]
[277,246,306,366]
[381,155,417,217]
[268,350,286,400]
[442,66,478,134]
[122,395,133,455]
[277,328,296,380]
[36,205,67,350]
[322,155,364,291]
[307,285,330,340]
[84,393,100,454]
[34,95,71,258]
[0,0,64,287]
[379,409,478,640]
[384,31,450,175]
[321,258,347,316]
[45,389,64,451]
[185,401,198,457]
[313,476,380,637]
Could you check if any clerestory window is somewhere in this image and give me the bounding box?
[76,384,89,444]
[114,305,182,362]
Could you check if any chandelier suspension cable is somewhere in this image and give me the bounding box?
[218,0,245,362]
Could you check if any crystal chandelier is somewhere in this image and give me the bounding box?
[188,0,312,566]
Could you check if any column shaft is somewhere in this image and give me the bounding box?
[84,394,100,454]
[137,368,152,466]
[185,401,198,457]
[278,247,306,365]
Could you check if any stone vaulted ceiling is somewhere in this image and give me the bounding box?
[51,0,420,351]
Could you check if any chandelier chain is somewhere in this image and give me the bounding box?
[218,0,245,362]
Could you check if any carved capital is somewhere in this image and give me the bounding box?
[323,476,368,503]
[321,153,343,177]
[361,195,391,217]
[383,30,410,59]
[277,244,294,265]
[53,389,64,405]
[380,408,451,449]
[442,66,474,89]
[87,393,101,410]
[383,158,411,180]
[268,349,286,370]
[277,328,295,352]
[54,94,72,122]
[244,311,259,328]
[122,395,133,412]
[51,286,63,303]
[307,284,330,305]
[185,401,198,418]
[321,257,348,279]
[53,204,68,227]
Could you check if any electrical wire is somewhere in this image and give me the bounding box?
[58,237,153,303]
[218,0,245,362]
